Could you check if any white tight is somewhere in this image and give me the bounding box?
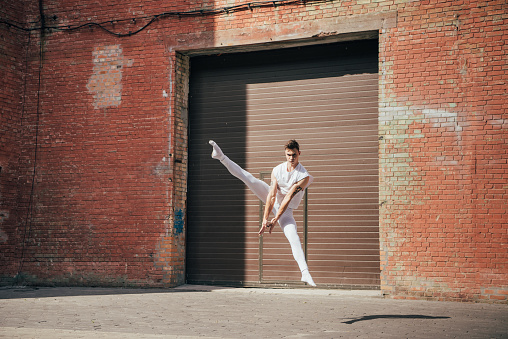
[220,156,309,273]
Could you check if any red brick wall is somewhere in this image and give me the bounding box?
[153,52,189,286]
[5,1,203,287]
[1,0,506,301]
[0,0,29,284]
[379,0,507,302]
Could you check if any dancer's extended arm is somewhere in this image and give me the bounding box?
[270,176,310,226]
[259,173,278,235]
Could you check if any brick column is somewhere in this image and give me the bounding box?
[154,52,189,287]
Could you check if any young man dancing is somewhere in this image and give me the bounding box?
[209,139,316,286]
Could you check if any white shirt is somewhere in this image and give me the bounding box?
[272,162,313,209]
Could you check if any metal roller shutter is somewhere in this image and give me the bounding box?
[187,39,380,288]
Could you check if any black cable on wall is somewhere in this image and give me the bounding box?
[1,0,333,37]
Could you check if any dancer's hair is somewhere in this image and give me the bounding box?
[284,139,300,151]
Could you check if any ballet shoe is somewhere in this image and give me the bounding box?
[301,270,316,287]
[209,140,225,161]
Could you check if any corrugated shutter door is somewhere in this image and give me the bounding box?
[187,39,380,288]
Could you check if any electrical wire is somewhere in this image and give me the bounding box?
[14,1,45,284]
[0,0,330,37]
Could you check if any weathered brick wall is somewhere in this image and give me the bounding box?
[0,0,29,284]
[5,1,203,287]
[379,1,507,302]
[153,52,189,286]
[1,0,506,301]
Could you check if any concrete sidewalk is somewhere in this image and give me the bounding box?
[0,285,506,338]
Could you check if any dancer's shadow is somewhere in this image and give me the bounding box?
[343,314,450,324]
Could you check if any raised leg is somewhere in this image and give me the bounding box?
[210,140,270,203]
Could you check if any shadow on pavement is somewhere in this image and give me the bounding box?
[0,284,222,300]
[343,314,451,324]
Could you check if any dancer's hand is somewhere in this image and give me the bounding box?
[259,219,274,235]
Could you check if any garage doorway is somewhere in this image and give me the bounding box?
[186,39,380,288]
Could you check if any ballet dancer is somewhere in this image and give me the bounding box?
[209,139,316,286]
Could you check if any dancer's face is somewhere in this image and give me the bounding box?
[285,148,300,167]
